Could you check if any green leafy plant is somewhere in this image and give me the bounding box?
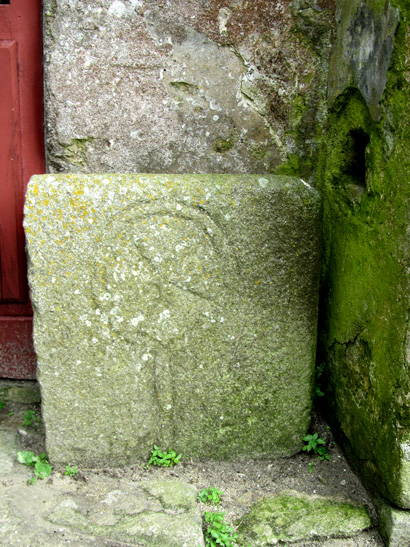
[308,461,316,473]
[302,433,330,463]
[21,409,41,429]
[314,362,325,398]
[65,465,79,477]
[198,486,223,505]
[203,511,238,547]
[0,400,5,409]
[17,450,53,484]
[147,445,182,467]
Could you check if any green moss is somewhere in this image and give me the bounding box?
[44,0,58,19]
[213,136,235,153]
[275,154,299,176]
[318,2,410,507]
[61,138,94,167]
[236,491,371,545]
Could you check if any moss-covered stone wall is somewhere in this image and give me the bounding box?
[318,0,410,509]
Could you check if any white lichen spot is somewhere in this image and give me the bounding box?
[142,353,150,361]
[218,7,232,35]
[159,309,171,322]
[165,404,172,411]
[74,289,80,295]
[258,178,269,188]
[92,338,98,344]
[51,277,56,284]
[108,1,126,17]
[213,115,219,121]
[131,314,145,326]
[95,309,101,315]
[176,203,183,211]
[225,214,231,221]
[85,320,92,327]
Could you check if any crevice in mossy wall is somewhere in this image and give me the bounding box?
[317,0,410,508]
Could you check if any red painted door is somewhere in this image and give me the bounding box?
[0,0,45,378]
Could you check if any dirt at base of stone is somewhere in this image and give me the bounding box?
[0,401,384,546]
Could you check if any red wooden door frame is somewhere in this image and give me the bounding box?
[0,0,45,378]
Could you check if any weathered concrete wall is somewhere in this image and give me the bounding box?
[24,174,321,467]
[43,0,333,178]
[318,0,410,522]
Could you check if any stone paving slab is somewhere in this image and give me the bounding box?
[1,433,204,547]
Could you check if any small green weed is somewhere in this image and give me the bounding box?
[147,445,182,467]
[65,465,79,477]
[308,461,316,473]
[17,450,53,484]
[198,486,223,505]
[0,400,5,410]
[21,409,41,429]
[203,512,238,547]
[8,411,14,417]
[303,432,330,469]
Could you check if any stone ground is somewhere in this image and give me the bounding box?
[0,398,384,546]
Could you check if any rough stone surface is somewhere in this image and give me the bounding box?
[42,0,333,178]
[317,0,410,510]
[0,431,16,475]
[327,0,399,121]
[376,497,410,547]
[46,480,204,547]
[235,489,372,545]
[24,174,321,467]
